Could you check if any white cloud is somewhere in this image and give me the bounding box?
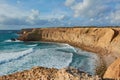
[65,0,120,25]
[69,0,108,18]
[65,0,75,6]
[0,3,26,19]
[26,9,40,24]
[0,1,69,29]
[0,2,29,25]
[41,9,67,21]
[0,2,45,26]
[28,9,40,20]
[110,10,120,25]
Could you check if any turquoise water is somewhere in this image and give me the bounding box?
[0,30,99,76]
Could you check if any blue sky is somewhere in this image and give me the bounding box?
[0,0,120,29]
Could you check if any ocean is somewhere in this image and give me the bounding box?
[0,30,99,76]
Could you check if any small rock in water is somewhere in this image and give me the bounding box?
[11,38,16,41]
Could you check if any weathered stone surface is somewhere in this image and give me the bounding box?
[103,58,120,79]
[0,67,101,80]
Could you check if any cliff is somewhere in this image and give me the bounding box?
[18,27,120,79]
[103,58,120,79]
[0,67,100,80]
[19,27,120,64]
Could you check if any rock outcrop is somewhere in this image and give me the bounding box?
[103,58,120,79]
[0,67,100,80]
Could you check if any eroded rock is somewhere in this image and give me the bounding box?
[0,67,101,80]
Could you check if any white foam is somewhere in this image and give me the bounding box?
[55,43,77,53]
[28,44,38,47]
[30,48,73,69]
[0,48,33,64]
[75,48,100,74]
[39,42,76,52]
[4,39,22,42]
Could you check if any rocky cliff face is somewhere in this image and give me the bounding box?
[18,27,120,79]
[0,67,100,80]
[103,58,120,79]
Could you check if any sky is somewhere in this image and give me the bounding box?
[0,0,120,30]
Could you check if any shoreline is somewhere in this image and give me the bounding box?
[24,40,105,76]
[26,41,101,75]
[17,27,120,79]
[0,40,102,79]
[40,40,106,76]
[0,40,101,76]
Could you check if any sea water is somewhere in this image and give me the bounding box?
[0,30,99,76]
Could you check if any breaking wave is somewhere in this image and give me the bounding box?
[0,48,33,65]
[0,42,99,76]
[4,39,22,42]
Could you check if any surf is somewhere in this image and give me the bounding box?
[4,39,22,42]
[0,48,33,65]
[0,31,100,76]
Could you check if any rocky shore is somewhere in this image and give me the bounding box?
[0,67,101,80]
[1,27,120,79]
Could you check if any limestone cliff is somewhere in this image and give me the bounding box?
[0,67,100,80]
[103,58,120,79]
